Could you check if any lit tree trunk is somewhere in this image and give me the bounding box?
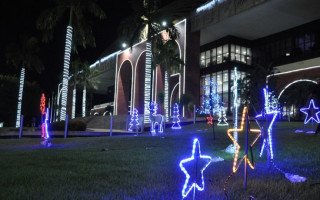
[71,84,76,119]
[15,67,25,128]
[164,70,169,121]
[144,41,152,123]
[82,84,86,117]
[60,26,73,121]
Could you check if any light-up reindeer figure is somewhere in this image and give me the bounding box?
[149,101,164,134]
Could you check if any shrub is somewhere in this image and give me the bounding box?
[49,120,86,131]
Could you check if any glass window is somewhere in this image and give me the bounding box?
[236,45,240,54]
[217,55,222,64]
[217,46,222,56]
[241,46,247,55]
[212,48,217,57]
[206,50,210,59]
[212,56,217,65]
[223,44,228,54]
[217,72,222,93]
[231,44,235,53]
[205,58,210,67]
[223,70,228,83]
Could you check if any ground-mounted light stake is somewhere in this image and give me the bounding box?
[179,138,212,199]
[224,107,261,194]
[172,103,181,129]
[300,99,320,130]
[128,108,140,134]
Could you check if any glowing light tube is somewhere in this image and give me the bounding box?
[60,26,73,121]
[16,67,25,128]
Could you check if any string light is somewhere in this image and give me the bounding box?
[82,86,86,117]
[233,67,239,143]
[217,107,228,126]
[196,0,224,13]
[15,68,25,128]
[44,108,50,139]
[172,103,181,129]
[72,88,76,119]
[144,42,152,123]
[227,107,261,172]
[300,99,320,124]
[128,108,140,132]
[164,71,169,121]
[60,26,73,121]
[179,138,212,199]
[149,101,164,133]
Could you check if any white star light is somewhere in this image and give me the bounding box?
[179,138,212,199]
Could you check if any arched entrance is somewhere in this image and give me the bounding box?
[134,52,146,114]
[117,60,133,115]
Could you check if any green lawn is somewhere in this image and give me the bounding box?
[0,121,319,199]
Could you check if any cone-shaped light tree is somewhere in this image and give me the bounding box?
[6,35,44,128]
[37,0,106,121]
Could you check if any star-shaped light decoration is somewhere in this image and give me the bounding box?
[179,138,212,199]
[227,107,261,172]
[206,114,213,125]
[300,99,320,124]
[256,88,279,159]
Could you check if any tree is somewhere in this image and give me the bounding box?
[6,35,44,127]
[172,103,181,129]
[118,0,180,122]
[37,0,106,121]
[128,108,140,132]
[79,62,100,117]
[69,58,82,119]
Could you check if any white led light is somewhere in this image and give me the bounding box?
[144,42,152,123]
[72,88,76,119]
[15,67,25,128]
[164,71,169,121]
[82,86,86,117]
[233,67,238,143]
[60,26,73,121]
[278,79,318,99]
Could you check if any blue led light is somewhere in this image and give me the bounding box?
[172,103,181,130]
[44,108,50,139]
[128,108,140,132]
[300,99,320,124]
[179,138,212,199]
[256,88,279,159]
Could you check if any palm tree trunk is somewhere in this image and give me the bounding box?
[164,70,169,121]
[60,26,73,121]
[82,84,86,117]
[15,67,25,128]
[72,84,76,119]
[144,41,152,123]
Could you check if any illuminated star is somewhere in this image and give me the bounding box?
[227,107,261,172]
[179,138,212,199]
[300,99,320,124]
[256,88,279,159]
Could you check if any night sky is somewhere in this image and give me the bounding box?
[0,0,173,96]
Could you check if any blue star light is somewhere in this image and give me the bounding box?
[256,88,279,159]
[300,99,320,124]
[179,138,212,199]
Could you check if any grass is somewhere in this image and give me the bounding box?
[0,121,319,199]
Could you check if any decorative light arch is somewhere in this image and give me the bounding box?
[116,59,134,114]
[278,79,318,99]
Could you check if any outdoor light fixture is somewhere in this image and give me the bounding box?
[122,43,127,48]
[300,99,320,124]
[162,21,167,27]
[179,138,212,199]
[227,107,261,172]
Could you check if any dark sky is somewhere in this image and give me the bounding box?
[0,0,173,96]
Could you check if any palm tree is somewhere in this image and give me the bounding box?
[37,0,106,121]
[6,35,44,128]
[79,62,100,117]
[69,58,83,119]
[118,0,180,122]
[152,39,184,119]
